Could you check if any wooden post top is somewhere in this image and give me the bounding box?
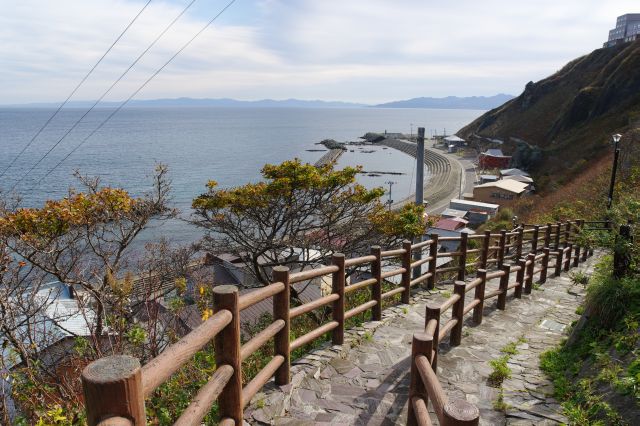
[273,265,289,273]
[332,252,345,260]
[413,332,433,345]
[82,355,140,384]
[444,399,480,424]
[213,284,238,295]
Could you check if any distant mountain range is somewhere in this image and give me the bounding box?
[374,94,515,109]
[5,95,514,110]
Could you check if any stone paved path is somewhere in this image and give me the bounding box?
[245,254,601,425]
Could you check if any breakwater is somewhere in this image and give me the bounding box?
[314,148,345,167]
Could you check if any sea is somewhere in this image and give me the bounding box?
[0,107,483,248]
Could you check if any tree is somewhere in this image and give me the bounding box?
[192,159,425,288]
[0,165,175,348]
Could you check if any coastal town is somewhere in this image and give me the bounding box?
[1,5,639,426]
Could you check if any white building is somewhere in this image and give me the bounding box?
[604,14,640,47]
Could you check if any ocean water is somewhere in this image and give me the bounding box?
[0,107,482,246]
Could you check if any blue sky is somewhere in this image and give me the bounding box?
[1,0,638,104]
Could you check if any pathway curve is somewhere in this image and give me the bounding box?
[244,253,601,425]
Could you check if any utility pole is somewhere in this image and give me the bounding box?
[413,127,425,280]
[607,133,622,210]
[385,180,396,211]
[410,123,413,141]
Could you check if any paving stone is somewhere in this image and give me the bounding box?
[245,253,600,425]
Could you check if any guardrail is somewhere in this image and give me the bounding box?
[81,219,612,425]
[407,219,612,425]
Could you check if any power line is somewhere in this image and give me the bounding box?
[33,0,238,188]
[0,0,153,180]
[10,0,200,191]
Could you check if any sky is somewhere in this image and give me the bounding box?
[0,0,638,104]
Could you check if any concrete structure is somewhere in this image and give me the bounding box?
[471,179,529,207]
[479,148,511,169]
[604,14,640,47]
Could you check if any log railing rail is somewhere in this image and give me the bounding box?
[81,219,611,425]
[407,219,610,425]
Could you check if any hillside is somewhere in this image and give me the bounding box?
[458,40,640,184]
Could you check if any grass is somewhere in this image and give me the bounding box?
[489,355,512,387]
[539,256,639,425]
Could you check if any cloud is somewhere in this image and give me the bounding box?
[0,0,637,103]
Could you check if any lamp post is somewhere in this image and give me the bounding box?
[410,123,413,141]
[607,133,622,210]
[385,180,396,211]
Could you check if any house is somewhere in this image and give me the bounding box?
[471,180,529,207]
[499,168,530,178]
[440,208,468,219]
[434,218,466,231]
[449,199,499,216]
[502,174,535,190]
[426,227,476,252]
[479,174,499,184]
[479,149,511,169]
[444,135,465,153]
[448,199,500,225]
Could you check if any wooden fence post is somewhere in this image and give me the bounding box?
[573,244,581,268]
[213,285,242,424]
[498,230,506,269]
[425,304,441,370]
[458,232,468,281]
[273,266,290,386]
[531,225,540,254]
[402,240,412,303]
[524,253,535,294]
[428,234,439,289]
[497,264,510,310]
[564,243,573,272]
[540,248,550,284]
[555,247,564,277]
[515,258,525,298]
[565,222,572,246]
[451,281,467,346]
[332,253,346,345]
[481,230,490,269]
[371,246,382,321]
[554,222,562,250]
[516,227,524,260]
[82,356,145,426]
[544,223,552,248]
[408,333,433,426]
[473,270,487,324]
[442,400,480,426]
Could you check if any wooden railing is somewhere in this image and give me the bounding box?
[407,219,611,425]
[81,219,611,425]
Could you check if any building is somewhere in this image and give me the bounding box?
[471,180,529,207]
[448,199,500,225]
[478,149,511,169]
[604,14,640,47]
[479,174,499,184]
[444,135,465,153]
[499,168,530,178]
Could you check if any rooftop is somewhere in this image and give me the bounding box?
[475,179,529,194]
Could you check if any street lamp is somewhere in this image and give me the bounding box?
[385,180,396,211]
[607,133,622,210]
[410,123,413,141]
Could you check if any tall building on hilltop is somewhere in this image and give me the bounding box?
[604,14,640,47]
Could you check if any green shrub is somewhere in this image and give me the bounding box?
[488,355,512,387]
